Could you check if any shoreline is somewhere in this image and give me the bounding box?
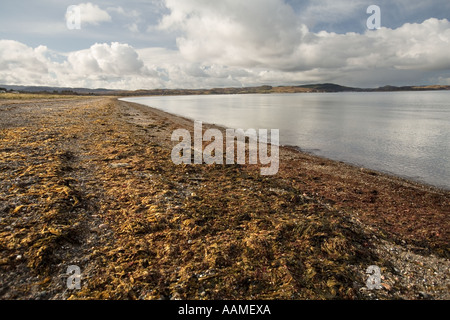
[283,145,450,193]
[0,97,448,300]
[122,99,449,253]
[120,96,450,193]
[126,98,449,192]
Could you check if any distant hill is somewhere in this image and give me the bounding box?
[0,85,116,95]
[374,85,450,92]
[297,83,358,92]
[1,83,449,96]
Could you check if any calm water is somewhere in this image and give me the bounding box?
[122,92,450,190]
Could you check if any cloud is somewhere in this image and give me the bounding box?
[126,23,140,33]
[160,0,306,68]
[0,40,49,84]
[0,41,161,89]
[1,1,450,90]
[158,0,450,83]
[107,6,141,19]
[107,6,144,34]
[66,3,112,26]
[61,42,163,88]
[296,0,368,26]
[67,42,147,75]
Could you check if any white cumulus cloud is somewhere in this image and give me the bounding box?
[0,40,49,84]
[68,42,147,76]
[158,0,450,85]
[160,0,306,68]
[65,3,112,27]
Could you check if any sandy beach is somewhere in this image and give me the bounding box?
[0,96,448,300]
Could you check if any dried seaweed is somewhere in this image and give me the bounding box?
[1,97,448,300]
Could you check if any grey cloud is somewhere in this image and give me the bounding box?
[1,1,449,89]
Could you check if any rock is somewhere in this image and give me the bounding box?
[392,267,401,275]
[418,292,432,300]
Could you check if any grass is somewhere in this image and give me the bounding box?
[0,93,86,100]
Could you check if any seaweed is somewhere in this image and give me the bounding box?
[1,97,448,300]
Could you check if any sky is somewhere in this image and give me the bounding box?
[0,0,449,90]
